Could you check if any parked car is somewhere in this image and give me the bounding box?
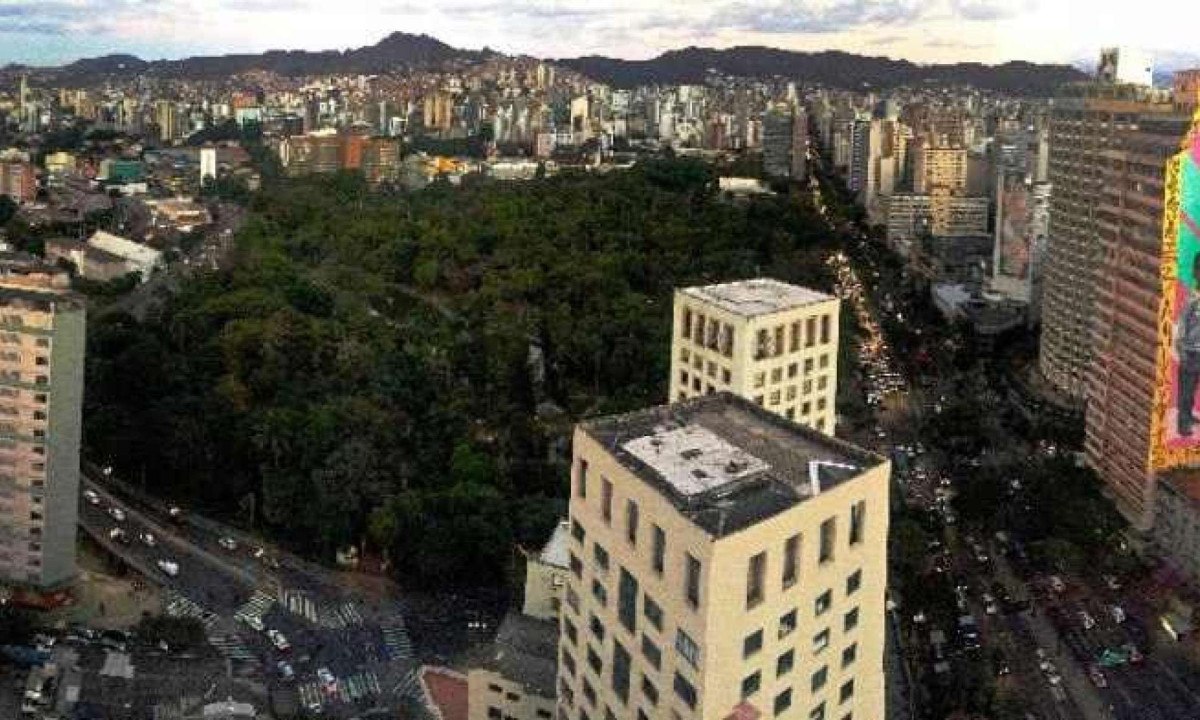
[218,537,238,551]
[1110,605,1126,624]
[83,489,100,506]
[277,661,295,680]
[139,532,156,547]
[267,629,290,652]
[1079,611,1096,631]
[108,507,126,522]
[1048,575,1066,593]
[157,560,179,577]
[317,667,337,693]
[1088,664,1108,688]
[108,528,128,544]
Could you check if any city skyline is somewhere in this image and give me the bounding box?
[1,0,1199,68]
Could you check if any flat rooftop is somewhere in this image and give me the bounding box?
[468,612,558,697]
[680,278,834,318]
[581,393,883,537]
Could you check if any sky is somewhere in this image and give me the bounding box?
[1,0,1198,68]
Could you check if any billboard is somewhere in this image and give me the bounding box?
[997,176,1032,281]
[1150,118,1200,470]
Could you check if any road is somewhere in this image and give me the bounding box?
[78,475,424,718]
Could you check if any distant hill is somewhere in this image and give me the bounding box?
[557,46,1087,95]
[14,33,1084,94]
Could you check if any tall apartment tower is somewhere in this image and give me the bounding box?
[0,254,85,588]
[669,279,840,436]
[1085,110,1194,529]
[763,104,808,181]
[1038,82,1176,399]
[558,393,889,720]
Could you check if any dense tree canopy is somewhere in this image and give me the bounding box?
[85,160,842,590]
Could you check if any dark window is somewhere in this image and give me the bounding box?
[673,673,697,709]
[583,678,596,707]
[618,568,638,633]
[790,321,801,351]
[813,628,830,653]
[743,629,763,658]
[816,589,832,616]
[820,314,831,344]
[641,635,661,669]
[839,679,855,703]
[626,501,639,545]
[641,675,658,705]
[775,688,793,715]
[742,670,762,698]
[601,478,613,523]
[564,618,578,644]
[806,317,816,347]
[577,460,588,498]
[587,646,603,674]
[589,614,606,642]
[842,642,858,668]
[747,551,766,608]
[846,569,862,596]
[572,520,586,543]
[809,701,826,720]
[844,607,860,632]
[685,554,701,608]
[675,629,700,668]
[777,649,795,676]
[562,649,577,676]
[594,543,610,572]
[592,580,607,606]
[569,553,582,578]
[811,666,828,692]
[612,643,631,703]
[652,525,665,574]
[783,534,800,588]
[820,518,836,563]
[643,594,663,631]
[682,308,692,339]
[779,609,797,638]
[849,501,866,546]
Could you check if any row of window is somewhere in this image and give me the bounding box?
[0,332,51,349]
[754,315,834,360]
[680,308,736,358]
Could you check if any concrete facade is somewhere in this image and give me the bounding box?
[669,279,840,437]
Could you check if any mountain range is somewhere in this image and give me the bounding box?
[9,32,1085,95]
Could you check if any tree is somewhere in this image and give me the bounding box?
[0,195,16,225]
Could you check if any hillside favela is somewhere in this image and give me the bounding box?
[0,3,1199,720]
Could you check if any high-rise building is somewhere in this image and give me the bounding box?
[558,393,889,720]
[885,193,989,256]
[1085,111,1194,529]
[669,279,840,436]
[199,147,218,185]
[1038,82,1176,399]
[0,254,85,588]
[911,142,968,195]
[0,161,36,204]
[763,104,808,181]
[991,173,1051,312]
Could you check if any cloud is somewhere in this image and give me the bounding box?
[948,0,1036,22]
[708,0,927,35]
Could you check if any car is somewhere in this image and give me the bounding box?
[1088,664,1108,688]
[1047,671,1063,686]
[317,667,336,693]
[267,629,290,652]
[912,611,927,624]
[108,507,126,522]
[1048,575,1066,593]
[139,532,156,547]
[1079,611,1096,631]
[218,537,238,551]
[157,559,179,577]
[982,594,998,616]
[108,528,129,544]
[277,661,295,680]
[168,506,184,523]
[253,546,266,559]
[1110,605,1126,624]
[1103,574,1122,591]
[83,489,100,506]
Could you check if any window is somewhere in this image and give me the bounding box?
[707,318,720,350]
[771,367,783,383]
[592,580,607,606]
[685,554,701,608]
[565,618,578,645]
[754,395,765,405]
[754,372,766,388]
[642,675,659,705]
[804,379,813,394]
[779,609,797,638]
[820,314,831,344]
[641,635,662,669]
[774,688,793,715]
[618,569,638,633]
[756,329,770,360]
[813,628,830,653]
[820,518,836,563]
[815,589,832,616]
[818,376,828,391]
[741,670,761,698]
[769,390,781,406]
[682,308,692,339]
[570,553,583,579]
[644,594,663,631]
[720,324,734,357]
[681,347,690,362]
[809,702,827,720]
[804,358,814,373]
[777,649,795,676]
[587,646,603,674]
[583,679,596,707]
[602,478,613,523]
[846,569,862,596]
[590,614,606,642]
[790,321,801,351]
[802,401,812,416]
[844,607,859,632]
[747,551,766,608]
[721,368,731,384]
[563,648,577,676]
[675,629,700,668]
[612,643,631,703]
[594,543,610,572]
[839,679,854,704]
[841,643,858,668]
[820,354,830,369]
[783,534,800,588]
[679,369,689,386]
[805,317,816,347]
[625,501,639,545]
[787,386,797,401]
[707,360,717,378]
[743,629,763,658]
[572,520,586,543]
[695,313,706,341]
[652,525,665,574]
[849,501,866,546]
[567,586,580,612]
[811,666,828,692]
[578,459,588,498]
[673,673,697,709]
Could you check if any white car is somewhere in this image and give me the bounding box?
[1048,576,1066,593]
[108,507,126,522]
[218,537,238,551]
[157,560,179,577]
[1110,605,1126,624]
[83,489,100,505]
[1079,611,1096,631]
[317,667,336,693]
[267,629,290,652]
[139,532,156,547]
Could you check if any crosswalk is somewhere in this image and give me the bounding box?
[281,589,319,623]
[164,591,218,630]
[297,671,382,710]
[392,667,422,699]
[278,589,364,629]
[207,632,255,661]
[381,621,414,660]
[234,589,275,627]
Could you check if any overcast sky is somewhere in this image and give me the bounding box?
[1,0,1197,68]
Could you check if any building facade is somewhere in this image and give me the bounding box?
[557,394,889,720]
[885,193,989,257]
[1153,471,1200,584]
[524,520,571,622]
[0,254,85,588]
[669,279,840,436]
[467,613,558,720]
[0,161,37,204]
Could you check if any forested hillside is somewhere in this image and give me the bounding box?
[84,161,842,590]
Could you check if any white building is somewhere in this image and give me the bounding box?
[199,147,217,184]
[87,231,162,281]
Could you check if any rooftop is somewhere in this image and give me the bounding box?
[581,393,883,537]
[468,613,558,698]
[680,278,834,318]
[537,520,570,569]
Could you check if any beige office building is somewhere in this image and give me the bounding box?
[524,520,571,622]
[669,279,840,436]
[0,254,85,588]
[558,393,889,720]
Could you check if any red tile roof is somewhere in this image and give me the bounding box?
[421,666,468,720]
